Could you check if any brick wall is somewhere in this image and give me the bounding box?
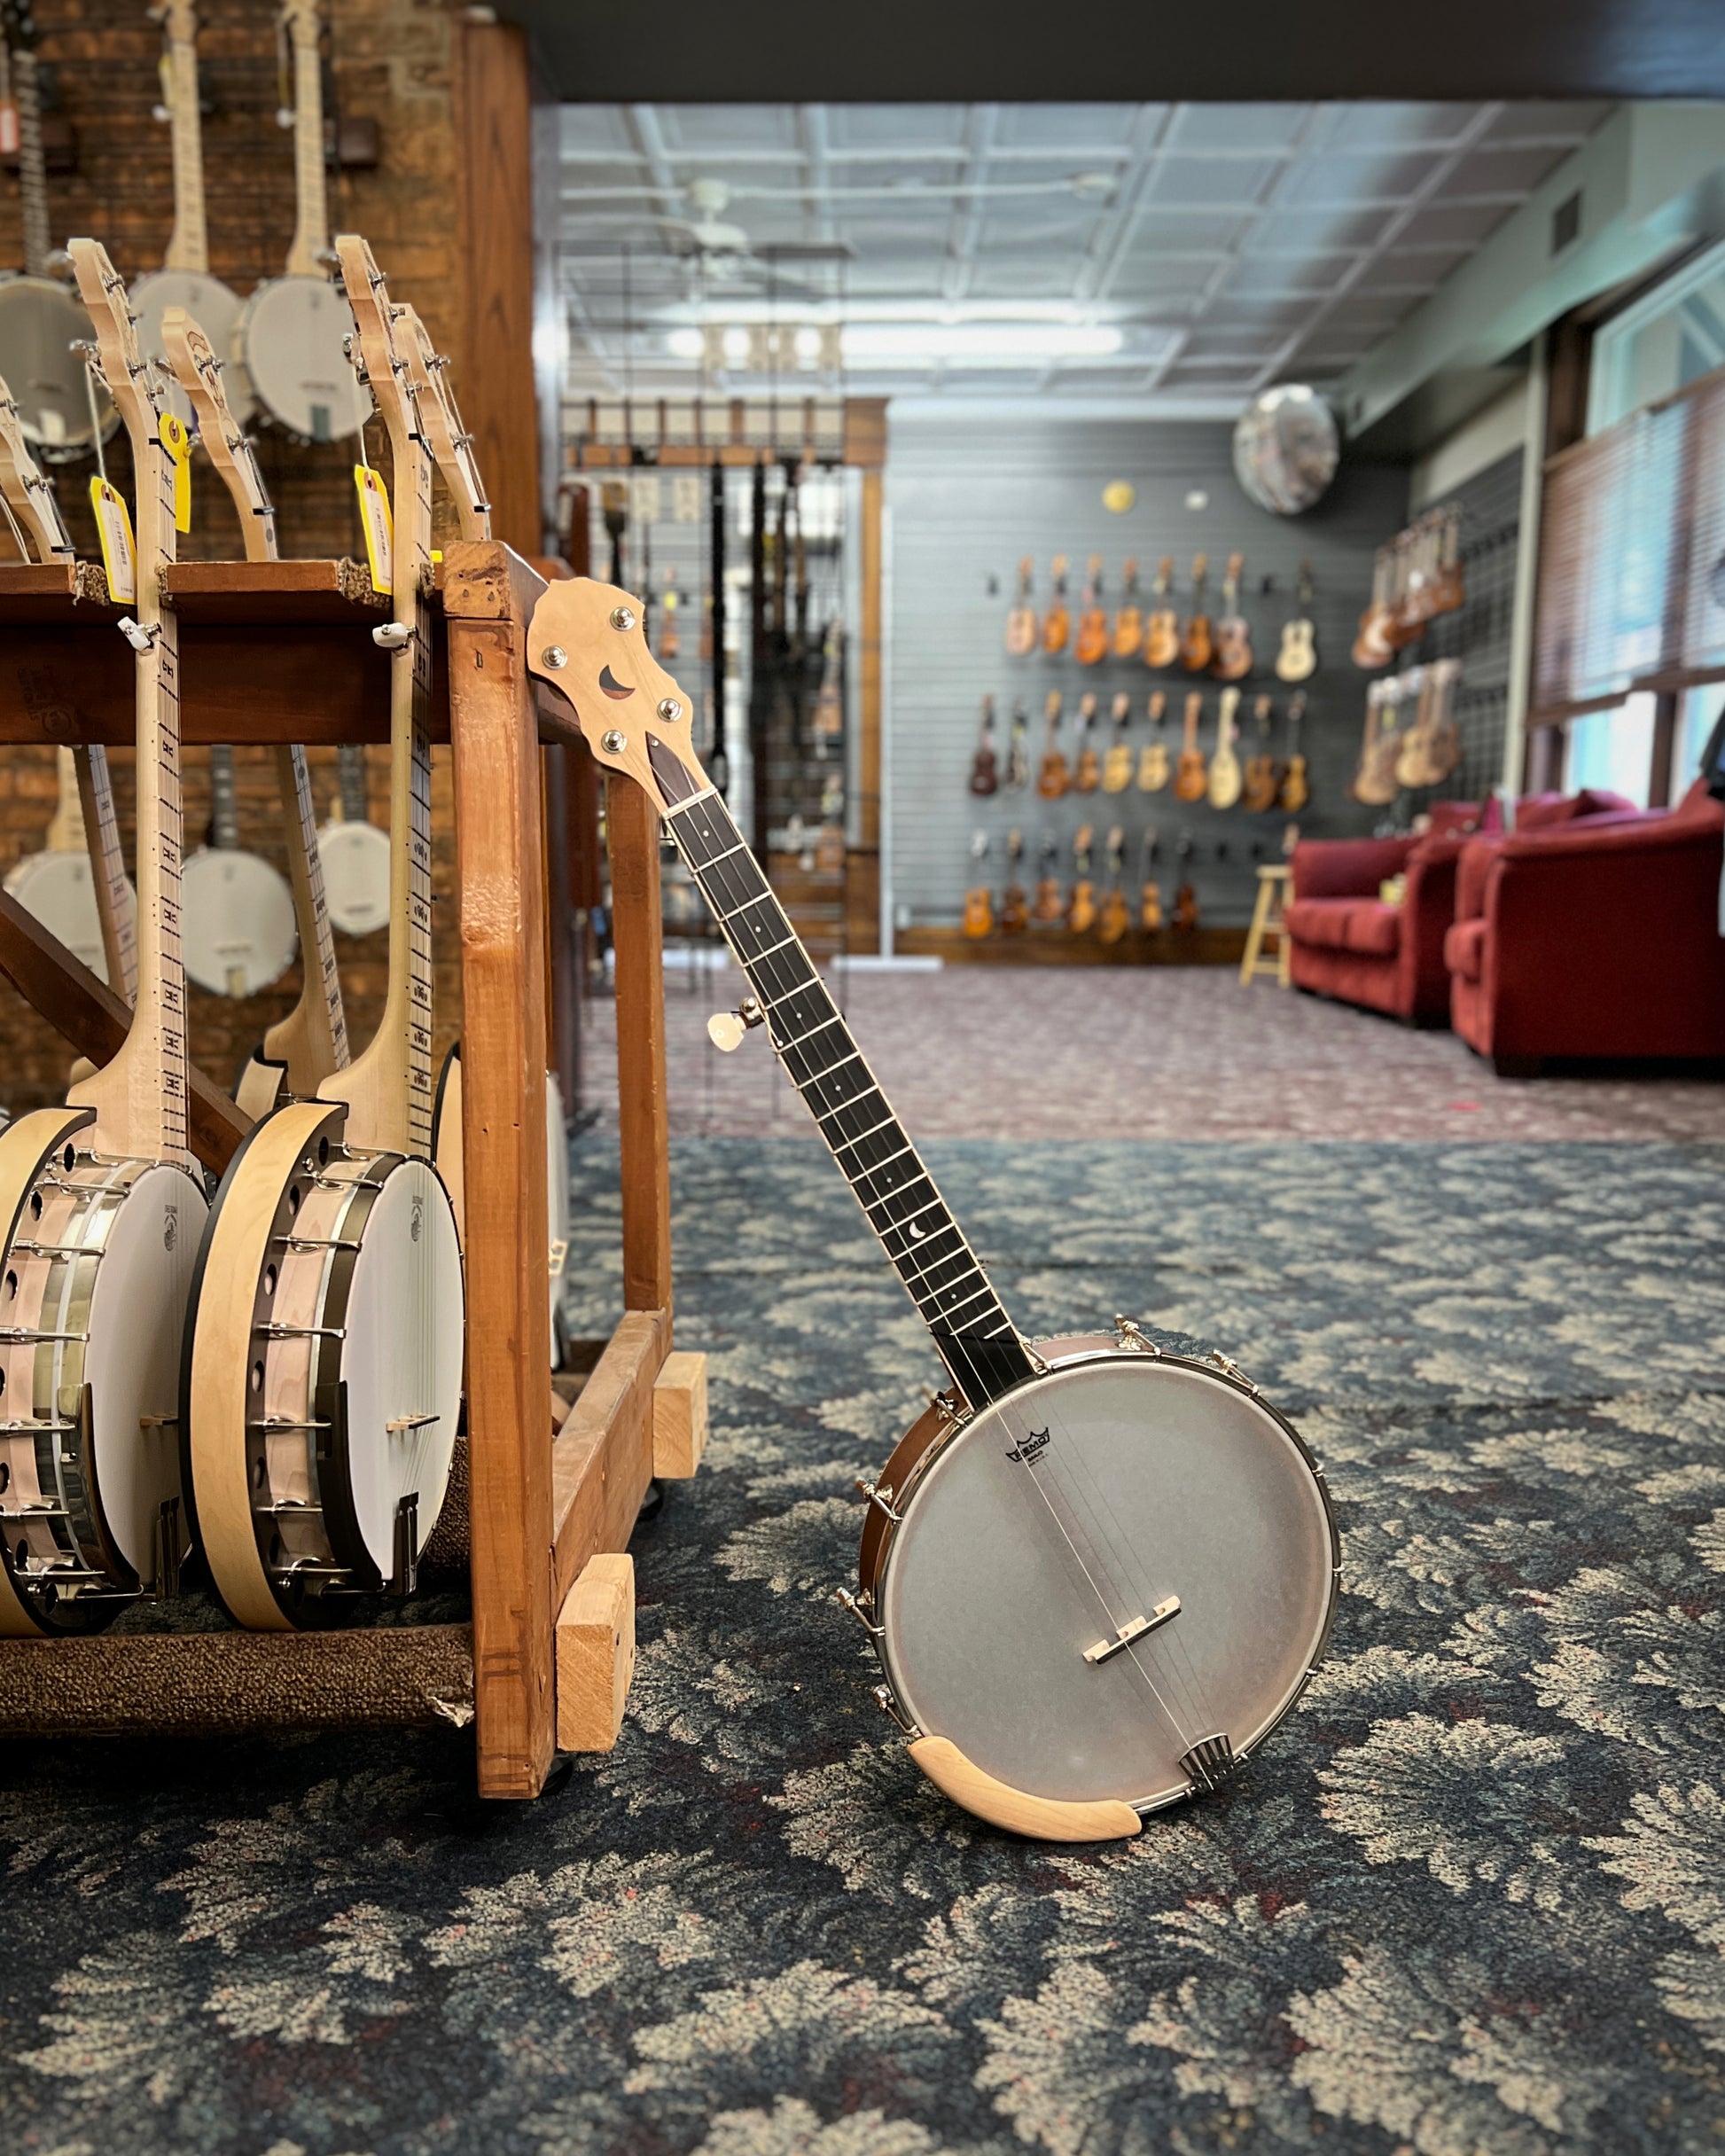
[0,0,469,1116]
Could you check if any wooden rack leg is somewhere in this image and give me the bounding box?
[446,544,556,1799]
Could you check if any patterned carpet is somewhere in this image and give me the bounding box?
[4,1126,1725,2153]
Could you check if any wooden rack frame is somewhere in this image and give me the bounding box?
[0,540,696,1800]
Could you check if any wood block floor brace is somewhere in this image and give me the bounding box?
[652,1350,708,1478]
[556,1551,636,1751]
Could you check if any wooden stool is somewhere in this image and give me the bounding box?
[1239,864,1292,987]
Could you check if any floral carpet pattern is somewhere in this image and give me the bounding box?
[4,1132,1725,2154]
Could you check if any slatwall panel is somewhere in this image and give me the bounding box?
[886,418,1409,929]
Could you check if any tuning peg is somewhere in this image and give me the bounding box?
[707,996,765,1051]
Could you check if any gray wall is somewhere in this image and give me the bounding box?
[885,415,1411,929]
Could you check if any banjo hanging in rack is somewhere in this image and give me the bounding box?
[129,0,253,428]
[0,239,207,1637]
[160,301,349,1118]
[183,237,463,1630]
[234,0,369,442]
[527,582,1340,1843]
[0,0,114,456]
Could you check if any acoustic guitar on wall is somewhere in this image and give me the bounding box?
[1206,685,1243,809]
[1211,552,1251,681]
[1036,691,1068,799]
[1097,826,1129,944]
[1102,691,1133,793]
[1241,693,1280,813]
[1137,690,1169,793]
[1179,555,1213,673]
[1030,833,1065,926]
[969,694,1000,797]
[1042,556,1071,655]
[1279,691,1309,811]
[1276,562,1316,682]
[963,832,993,939]
[1066,824,1097,934]
[1143,556,1178,668]
[1005,557,1038,655]
[1174,691,1208,803]
[999,827,1029,933]
[1112,558,1143,658]
[1139,827,1164,931]
[1072,691,1100,793]
[1173,831,1200,931]
[1074,555,1107,665]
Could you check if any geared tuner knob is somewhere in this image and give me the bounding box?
[706,996,765,1052]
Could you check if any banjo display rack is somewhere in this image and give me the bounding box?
[0,535,703,1799]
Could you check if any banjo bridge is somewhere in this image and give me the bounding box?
[1083,1593,1180,1665]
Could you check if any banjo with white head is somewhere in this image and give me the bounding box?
[129,0,253,430]
[179,743,298,999]
[0,0,114,457]
[316,743,391,933]
[0,239,206,1637]
[160,302,348,1117]
[183,236,462,1629]
[527,586,1340,1840]
[233,0,369,443]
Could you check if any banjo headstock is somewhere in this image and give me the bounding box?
[398,306,488,542]
[333,233,409,441]
[68,239,167,446]
[0,373,74,560]
[279,0,318,51]
[527,580,706,812]
[160,306,277,561]
[153,0,198,42]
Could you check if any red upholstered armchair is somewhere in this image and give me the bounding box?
[1445,781,1725,1074]
[1285,815,1476,1025]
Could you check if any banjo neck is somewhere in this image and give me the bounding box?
[319,234,434,1156]
[74,743,137,1002]
[66,239,190,1167]
[159,0,209,275]
[526,582,1034,1413]
[281,0,329,278]
[4,0,50,278]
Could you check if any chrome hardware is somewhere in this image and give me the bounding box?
[117,616,160,652]
[871,1683,921,1738]
[706,996,765,1052]
[1180,1731,1238,1793]
[609,605,636,631]
[656,697,684,723]
[257,1322,347,1341]
[854,1478,902,1523]
[600,729,628,756]
[385,1412,440,1433]
[540,644,568,670]
[1205,1349,1256,1392]
[834,1586,884,1638]
[1113,1315,1162,1355]
[372,621,412,651]
[1083,1594,1180,1666]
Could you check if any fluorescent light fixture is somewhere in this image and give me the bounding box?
[842,322,1123,365]
[722,325,753,363]
[665,327,704,359]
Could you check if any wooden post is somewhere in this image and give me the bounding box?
[607,772,673,1323]
[444,541,557,1799]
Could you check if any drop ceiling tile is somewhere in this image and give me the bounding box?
[841,261,948,298]
[1107,258,1220,301]
[1127,208,1253,253]
[560,160,655,199]
[658,107,802,155]
[824,105,969,152]
[560,107,640,156]
[1483,100,1612,144]
[1224,253,1357,297]
[992,105,1144,151]
[1246,206,1393,254]
[1323,103,1481,150]
[1445,145,1577,199]
[1166,104,1315,153]
[1276,149,1445,205]
[1148,156,1284,207]
[1201,298,1320,334]
[976,205,1104,252]
[1393,200,1515,251]
[1368,246,1471,290]
[964,259,1090,300]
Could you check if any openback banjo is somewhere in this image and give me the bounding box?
[183,236,462,1629]
[233,0,369,443]
[129,0,254,429]
[527,583,1340,1842]
[0,239,207,1636]
[160,302,347,1117]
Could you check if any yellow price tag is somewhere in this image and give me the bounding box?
[89,477,137,605]
[354,465,394,595]
[160,411,192,534]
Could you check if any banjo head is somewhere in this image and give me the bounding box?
[238,276,371,441]
[181,846,298,996]
[3,850,130,984]
[0,277,115,456]
[874,1351,1338,1813]
[130,270,254,427]
[317,818,393,936]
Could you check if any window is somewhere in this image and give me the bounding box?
[1588,238,1725,432]
[1565,694,1655,807]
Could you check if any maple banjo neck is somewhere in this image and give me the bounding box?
[527,585,1339,1843]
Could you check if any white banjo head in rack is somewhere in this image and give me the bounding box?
[0,280,108,457]
[181,747,298,996]
[317,817,394,934]
[132,272,251,430]
[2,749,129,981]
[238,276,371,443]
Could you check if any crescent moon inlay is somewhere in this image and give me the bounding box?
[598,665,635,700]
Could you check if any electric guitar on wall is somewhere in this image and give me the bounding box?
[1074,555,1107,665]
[527,585,1343,1838]
[1211,553,1251,681]
[1036,691,1068,800]
[1179,555,1213,673]
[969,695,1000,797]
[1042,556,1071,655]
[1072,691,1100,793]
[1101,691,1133,793]
[1207,686,1244,809]
[963,831,993,939]
[1005,558,1037,656]
[1174,691,1208,803]
[1112,558,1143,658]
[1276,562,1316,683]
[1137,689,1169,793]
[1143,557,1178,668]
[1066,823,1097,933]
[999,828,1029,933]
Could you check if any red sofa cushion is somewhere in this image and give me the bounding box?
[1445,918,1487,983]
[1424,800,1486,838]
[1291,835,1414,901]
[1284,896,1401,958]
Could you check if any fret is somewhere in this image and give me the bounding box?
[840,1141,914,1186]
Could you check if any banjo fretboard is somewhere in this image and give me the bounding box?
[664,783,1034,1410]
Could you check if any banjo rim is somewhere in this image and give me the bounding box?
[236,274,372,441]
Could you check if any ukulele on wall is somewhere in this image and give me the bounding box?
[969,695,1000,797]
[1137,689,1169,792]
[1139,827,1164,931]
[1112,559,1143,658]
[0,239,208,1638]
[1004,558,1037,655]
[1072,691,1101,793]
[1097,826,1129,944]
[1066,824,1097,934]
[1241,693,1280,814]
[1004,699,1030,791]
[1101,691,1133,793]
[1042,557,1071,655]
[1035,691,1068,800]
[527,583,1340,1841]
[1143,557,1178,668]
[1173,831,1200,931]
[1211,553,1252,681]
[1207,686,1244,810]
[1030,833,1065,926]
[1179,555,1213,672]
[1276,562,1316,683]
[1174,691,1208,803]
[999,828,1029,933]
[1074,555,1108,665]
[962,832,993,939]
[1279,691,1309,811]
